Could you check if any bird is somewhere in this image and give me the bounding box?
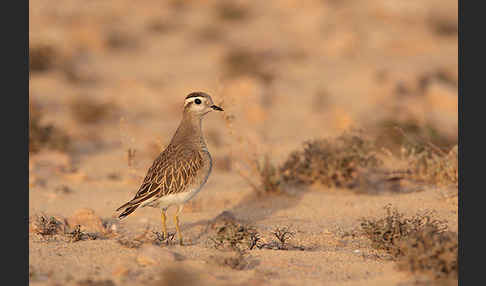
[116,92,224,245]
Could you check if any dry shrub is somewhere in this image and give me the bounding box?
[30,215,66,236]
[30,212,104,242]
[29,43,56,72]
[428,10,457,37]
[208,217,260,253]
[206,213,259,270]
[254,155,282,195]
[375,119,456,155]
[258,227,308,251]
[280,132,383,189]
[239,130,452,195]
[116,225,175,248]
[396,227,458,281]
[223,48,274,83]
[405,144,458,187]
[29,101,71,154]
[207,212,307,252]
[373,120,458,187]
[238,131,387,195]
[70,97,117,125]
[68,225,98,242]
[215,1,250,22]
[361,205,457,283]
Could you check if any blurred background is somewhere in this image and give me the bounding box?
[29,1,458,284]
[29,0,458,204]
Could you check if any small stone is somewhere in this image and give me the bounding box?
[67,208,106,234]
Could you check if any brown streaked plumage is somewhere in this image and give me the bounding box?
[116,92,223,244]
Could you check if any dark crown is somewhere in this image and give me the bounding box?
[185,92,209,100]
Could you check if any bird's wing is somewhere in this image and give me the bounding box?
[117,145,204,210]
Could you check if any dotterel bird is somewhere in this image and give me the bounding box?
[116,92,223,245]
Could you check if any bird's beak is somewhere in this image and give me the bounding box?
[211,105,224,111]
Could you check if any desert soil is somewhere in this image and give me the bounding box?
[29,1,457,285]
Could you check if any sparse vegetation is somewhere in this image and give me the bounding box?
[152,231,176,246]
[428,14,457,37]
[396,227,458,282]
[68,225,98,242]
[116,227,175,248]
[259,227,308,251]
[374,119,457,156]
[239,131,424,195]
[223,48,274,83]
[208,212,307,252]
[280,131,383,189]
[31,215,65,236]
[127,148,137,168]
[272,227,294,247]
[30,214,101,243]
[29,43,56,72]
[215,1,250,22]
[254,155,282,195]
[70,97,117,125]
[404,144,458,187]
[239,125,457,196]
[360,205,457,283]
[208,217,260,253]
[29,100,71,154]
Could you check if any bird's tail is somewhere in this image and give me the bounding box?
[116,202,141,219]
[116,190,159,219]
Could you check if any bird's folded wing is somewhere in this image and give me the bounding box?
[123,145,204,207]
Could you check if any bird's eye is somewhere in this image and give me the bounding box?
[194,98,202,104]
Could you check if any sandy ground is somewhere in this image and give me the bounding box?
[29,1,457,285]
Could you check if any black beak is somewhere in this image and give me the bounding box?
[211,105,224,111]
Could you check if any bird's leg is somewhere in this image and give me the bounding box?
[161,208,168,239]
[174,205,184,245]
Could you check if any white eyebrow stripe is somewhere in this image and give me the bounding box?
[184,97,204,106]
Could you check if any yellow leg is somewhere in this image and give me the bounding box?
[161,209,167,239]
[174,205,184,245]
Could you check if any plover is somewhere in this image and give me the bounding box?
[116,92,223,245]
